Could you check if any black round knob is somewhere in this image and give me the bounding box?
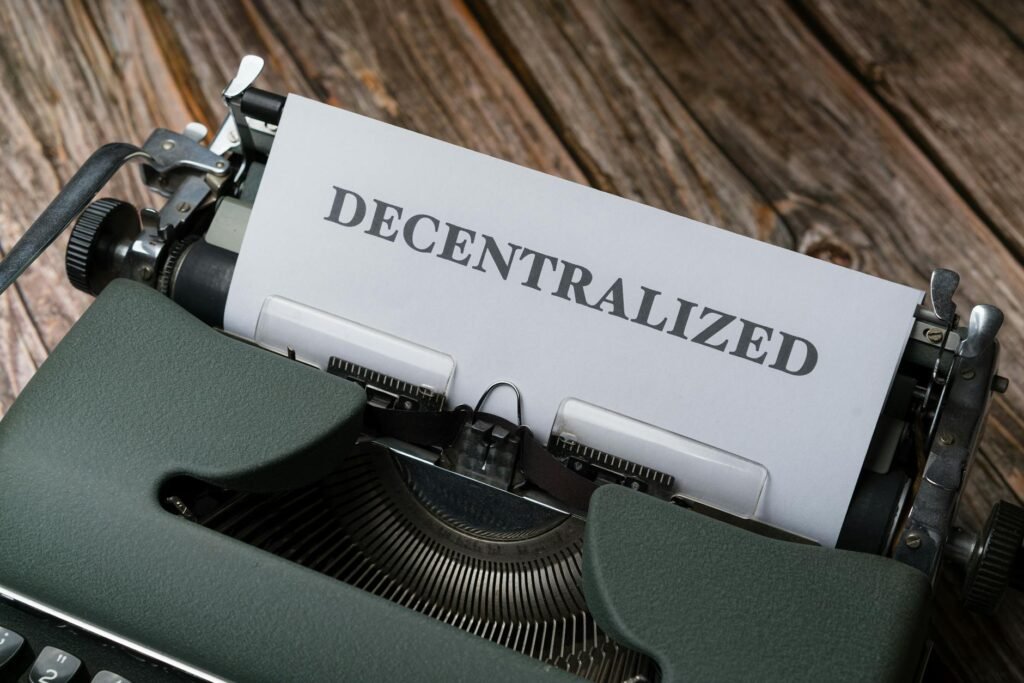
[66,198,140,295]
[963,501,1024,613]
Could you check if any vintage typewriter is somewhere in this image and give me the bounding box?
[0,56,1021,683]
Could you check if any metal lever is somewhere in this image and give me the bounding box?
[930,268,960,324]
[223,55,265,99]
[960,304,1004,359]
[0,142,148,296]
[222,55,266,157]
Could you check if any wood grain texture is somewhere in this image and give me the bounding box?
[974,0,1024,51]
[470,0,792,247]
[474,1,1024,678]
[0,0,1021,679]
[596,0,1024,495]
[474,0,1024,484]
[800,0,1024,261]
[149,0,586,180]
[0,0,195,411]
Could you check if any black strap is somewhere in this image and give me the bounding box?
[362,403,598,511]
[363,403,468,445]
[518,438,598,511]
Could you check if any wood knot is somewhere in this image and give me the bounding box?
[866,62,887,86]
[357,68,399,117]
[802,238,856,268]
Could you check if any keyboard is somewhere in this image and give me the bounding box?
[0,596,198,683]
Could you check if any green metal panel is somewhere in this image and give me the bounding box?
[583,485,931,682]
[0,280,574,682]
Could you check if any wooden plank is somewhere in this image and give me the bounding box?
[0,0,181,415]
[589,0,1024,497]
[472,0,1024,494]
[148,0,586,181]
[0,285,46,414]
[0,0,195,377]
[0,73,50,412]
[974,0,1024,52]
[141,0,306,129]
[469,0,791,246]
[799,0,1024,261]
[152,0,788,249]
[472,1,1024,678]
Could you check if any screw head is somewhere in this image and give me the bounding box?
[161,139,176,151]
[905,532,922,549]
[939,433,956,446]
[961,369,976,380]
[925,328,944,343]
[176,202,192,213]
[214,160,226,170]
[138,265,153,281]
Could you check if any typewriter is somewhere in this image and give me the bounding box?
[0,56,1021,683]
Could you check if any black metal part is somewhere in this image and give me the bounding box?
[240,88,286,126]
[156,235,196,298]
[237,162,265,204]
[450,417,523,489]
[551,436,675,498]
[963,501,1024,613]
[66,198,141,295]
[326,357,444,412]
[836,470,910,554]
[163,239,236,328]
[0,143,145,296]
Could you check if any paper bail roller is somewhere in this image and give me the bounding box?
[551,398,768,519]
[254,296,455,407]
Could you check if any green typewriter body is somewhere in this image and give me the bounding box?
[0,57,1019,683]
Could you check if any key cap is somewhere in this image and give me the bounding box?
[0,627,24,669]
[28,646,81,683]
[91,672,131,683]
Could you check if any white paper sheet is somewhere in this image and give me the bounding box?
[224,95,923,545]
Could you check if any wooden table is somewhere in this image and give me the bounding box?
[0,1,1021,679]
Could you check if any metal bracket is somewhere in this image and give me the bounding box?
[138,128,230,240]
[893,328,1001,581]
[141,128,228,177]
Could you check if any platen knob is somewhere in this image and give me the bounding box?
[66,198,140,295]
[963,501,1024,613]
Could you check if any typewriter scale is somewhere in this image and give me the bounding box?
[0,57,1021,683]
